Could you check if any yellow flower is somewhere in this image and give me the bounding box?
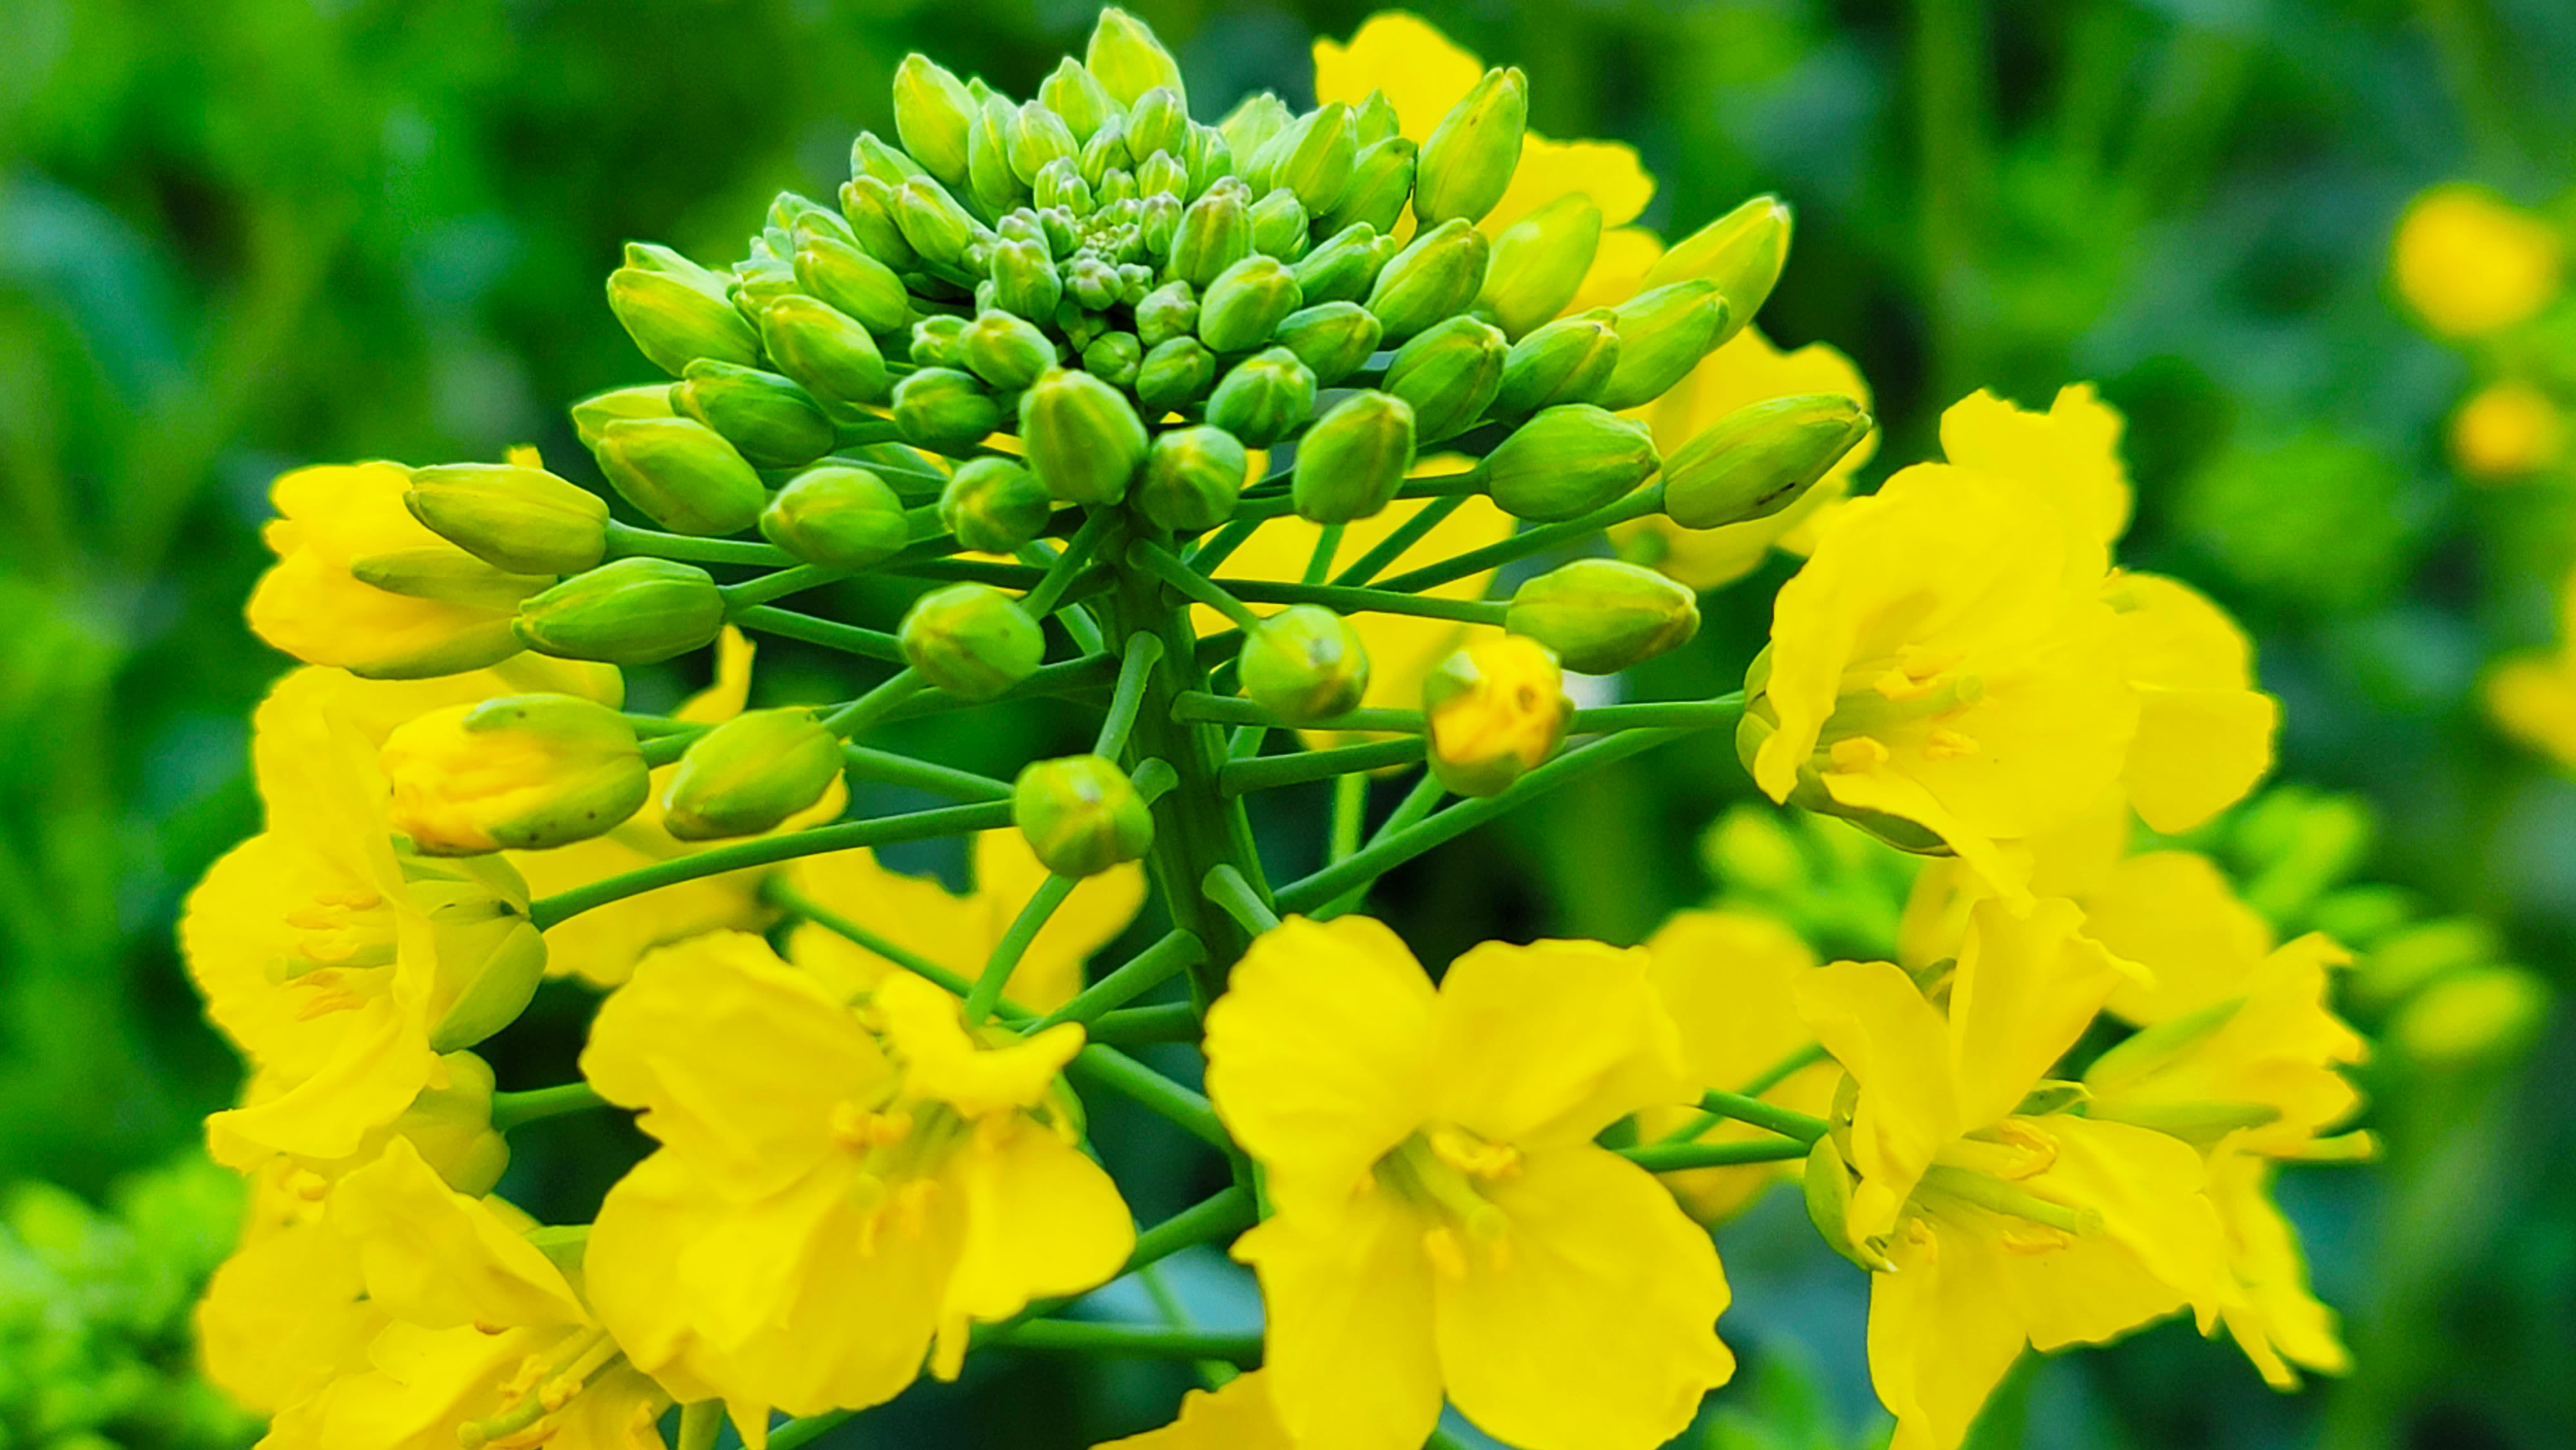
[196,1160,383,1418]
[1423,634,1571,795]
[1204,916,1732,1450]
[580,933,1132,1424]
[2200,1144,2354,1388]
[2451,379,2565,480]
[2486,577,2576,769]
[2392,184,2563,337]
[263,1138,668,1450]
[1797,898,2226,1450]
[784,829,1144,1013]
[247,462,551,679]
[1636,910,1839,1221]
[1094,1370,1296,1449]
[1614,326,1879,590]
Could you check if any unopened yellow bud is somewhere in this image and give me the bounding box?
[410,872,549,1054]
[1199,254,1307,353]
[960,311,1063,391]
[1484,404,1660,522]
[1323,137,1416,238]
[513,558,728,665]
[405,464,609,576]
[892,367,1005,452]
[900,583,1045,701]
[1642,194,1793,345]
[1414,67,1528,227]
[1506,559,1700,673]
[383,693,649,854]
[1424,636,1571,796]
[1040,59,1115,143]
[1479,194,1604,339]
[1662,393,1872,529]
[594,416,766,536]
[663,708,846,840]
[1170,189,1254,290]
[1274,301,1383,387]
[761,465,911,569]
[1366,219,1492,344]
[395,1053,512,1195]
[1137,337,1219,413]
[892,53,976,185]
[760,296,891,415]
[1267,102,1360,215]
[1292,223,1391,305]
[1014,755,1155,876]
[1241,605,1370,722]
[1493,314,1621,417]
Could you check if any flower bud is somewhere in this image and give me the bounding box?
[1425,635,1571,796]
[1086,8,1186,110]
[1218,92,1294,164]
[1205,347,1318,448]
[1187,124,1235,200]
[595,417,766,536]
[383,693,649,854]
[1135,281,1199,347]
[395,1052,513,1192]
[672,360,836,469]
[1365,218,1492,343]
[1126,84,1192,163]
[909,315,968,368]
[1387,317,1508,444]
[1034,157,1094,216]
[760,465,910,568]
[1137,149,1191,202]
[405,464,609,576]
[1248,189,1312,261]
[1595,281,1730,411]
[1801,1135,1891,1270]
[1083,330,1144,388]
[1241,605,1370,722]
[1021,368,1148,504]
[513,558,727,664]
[1293,390,1416,523]
[1079,113,1132,188]
[1323,137,1416,237]
[893,53,977,185]
[839,175,920,270]
[729,258,802,321]
[1292,223,1388,305]
[940,457,1052,552]
[1136,337,1219,413]
[1274,301,1383,386]
[760,295,893,413]
[1273,102,1359,214]
[1505,558,1700,673]
[1198,255,1305,353]
[1479,194,1604,339]
[1040,59,1115,142]
[893,367,1005,451]
[791,234,911,334]
[662,707,846,841]
[1066,253,1125,310]
[1135,425,1249,532]
[894,176,984,274]
[965,98,1029,217]
[1414,68,1528,226]
[570,384,674,450]
[851,131,927,189]
[1007,101,1079,188]
[1013,755,1155,877]
[1642,194,1792,346]
[1170,189,1253,290]
[1493,314,1622,416]
[902,582,1045,701]
[1484,404,1659,522]
[1662,393,1872,529]
[607,266,762,378]
[959,311,1061,391]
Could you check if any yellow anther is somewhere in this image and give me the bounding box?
[1421,1226,1470,1281]
[1920,728,1980,760]
[287,1168,332,1202]
[293,986,365,1020]
[1426,1125,1520,1180]
[1828,735,1891,773]
[1998,1225,2076,1254]
[1991,1119,2060,1180]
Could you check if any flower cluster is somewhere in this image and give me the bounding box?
[184,10,2367,1450]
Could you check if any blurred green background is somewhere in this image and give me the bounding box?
[4,0,2575,1445]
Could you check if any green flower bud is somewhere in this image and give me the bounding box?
[1188,124,1235,201]
[1205,348,1318,449]
[1423,636,1570,796]
[1079,113,1132,189]
[1662,393,1873,529]
[1012,754,1155,876]
[1248,189,1312,261]
[892,367,1005,451]
[606,266,761,378]
[672,359,835,469]
[1478,194,1603,339]
[1293,390,1416,523]
[839,176,920,270]
[1137,149,1191,202]
[1198,255,1305,353]
[1641,194,1792,346]
[940,457,1052,552]
[959,311,1061,391]
[851,131,927,188]
[1240,605,1372,723]
[967,98,1030,216]
[760,295,893,413]
[1365,218,1492,343]
[910,314,968,368]
[1493,314,1621,416]
[729,257,802,323]
[1271,102,1359,215]
[570,384,675,450]
[1127,85,1191,163]
[1022,368,1148,504]
[1007,101,1079,187]
[1383,314,1507,442]
[1136,337,1219,413]
[383,693,648,855]
[1135,281,1199,347]
[595,416,766,536]
[791,234,911,334]
[1802,1135,1891,1271]
[1086,7,1186,110]
[662,708,846,841]
[514,558,726,664]
[1484,404,1659,522]
[894,176,984,274]
[1135,425,1249,532]
[1034,157,1094,216]
[1352,88,1401,147]
[1218,91,1294,164]
[1083,330,1144,388]
[1170,189,1253,290]
[345,545,546,613]
[893,53,977,186]
[1040,59,1115,142]
[1066,254,1124,310]
[1291,223,1388,305]
[623,241,726,281]
[1323,136,1417,237]
[759,465,910,568]
[1505,558,1700,673]
[901,582,1045,701]
[1274,301,1383,386]
[1414,67,1528,226]
[405,464,609,576]
[1595,280,1730,411]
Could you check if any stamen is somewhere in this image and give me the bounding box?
[1828,736,1891,773]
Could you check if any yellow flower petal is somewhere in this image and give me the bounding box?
[876,970,1084,1116]
[938,1116,1135,1342]
[1091,1370,1297,1449]
[1311,12,1487,143]
[1428,937,1687,1151]
[1945,898,2130,1130]
[1234,1189,1445,1450]
[1866,1214,2027,1450]
[327,1138,587,1332]
[2207,1144,2350,1387]
[2391,183,2564,337]
[1794,959,1958,1241]
[2109,573,2278,831]
[1486,134,1654,234]
[1938,385,2133,550]
[2007,1116,2223,1342]
[2088,851,2275,1024]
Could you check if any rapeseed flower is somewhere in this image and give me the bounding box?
[2487,569,2576,769]
[1093,1371,1295,1449]
[2450,379,2564,480]
[2391,184,2563,337]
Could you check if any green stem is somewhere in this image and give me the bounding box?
[604,522,791,567]
[1301,523,1344,583]
[1200,864,1282,937]
[719,562,851,612]
[967,875,1077,1022]
[1687,1088,1830,1145]
[1173,693,1423,733]
[840,744,1014,801]
[991,1322,1262,1365]
[880,558,1048,588]
[1086,1003,1203,1045]
[1322,772,1446,919]
[1621,1138,1812,1172]
[1024,509,1117,616]
[1185,514,1265,574]
[1066,1046,1231,1150]
[822,670,928,736]
[1221,578,1508,626]
[491,1082,607,1131]
[1651,1042,1828,1147]
[731,605,905,663]
[880,652,1122,720]
[1030,929,1208,1032]
[1095,633,1166,759]
[1128,538,1264,632]
[1219,737,1425,796]
[676,1402,722,1450]
[1372,484,1665,595]
[1329,772,1366,863]
[1331,493,1469,587]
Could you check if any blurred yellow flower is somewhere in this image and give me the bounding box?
[1094,1370,1295,1449]
[2392,184,2563,337]
[1204,916,1731,1450]
[2485,570,2576,768]
[2450,379,2564,480]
